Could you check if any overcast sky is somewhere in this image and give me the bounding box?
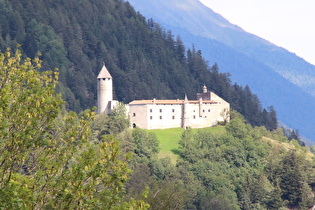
[199,0,315,65]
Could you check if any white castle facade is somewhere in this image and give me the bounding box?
[97,65,230,129]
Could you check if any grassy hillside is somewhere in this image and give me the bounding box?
[150,126,226,164]
[150,126,314,165]
[140,121,315,209]
[262,137,314,160]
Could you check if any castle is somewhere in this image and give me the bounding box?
[97,65,230,129]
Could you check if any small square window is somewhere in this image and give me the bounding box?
[172,116,175,119]
[193,115,196,119]
[133,113,136,117]
[208,109,210,112]
[172,109,175,112]
[150,116,153,120]
[160,109,162,112]
[203,109,205,112]
[160,116,162,119]
[150,109,152,113]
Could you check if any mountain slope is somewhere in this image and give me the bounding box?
[127,0,315,95]
[0,0,278,130]
[127,0,315,142]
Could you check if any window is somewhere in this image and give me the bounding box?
[208,109,211,112]
[203,109,205,112]
[150,116,153,120]
[150,109,152,113]
[133,113,136,117]
[160,109,162,113]
[102,78,106,81]
[193,115,196,119]
[160,116,162,119]
[172,116,175,119]
[172,109,175,113]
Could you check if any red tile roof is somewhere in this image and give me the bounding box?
[129,99,218,105]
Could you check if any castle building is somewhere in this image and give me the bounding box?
[97,65,230,129]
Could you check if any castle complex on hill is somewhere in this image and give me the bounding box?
[97,65,230,129]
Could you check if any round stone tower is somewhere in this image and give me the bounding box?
[97,65,113,114]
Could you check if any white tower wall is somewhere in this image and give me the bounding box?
[97,78,113,114]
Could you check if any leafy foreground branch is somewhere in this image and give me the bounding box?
[0,49,148,209]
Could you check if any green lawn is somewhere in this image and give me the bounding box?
[149,126,226,164]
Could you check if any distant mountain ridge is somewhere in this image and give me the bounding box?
[127,0,315,142]
[127,0,315,94]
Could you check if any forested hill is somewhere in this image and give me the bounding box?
[0,0,276,129]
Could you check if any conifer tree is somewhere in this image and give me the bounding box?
[279,151,313,208]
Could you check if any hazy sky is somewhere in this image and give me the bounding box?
[199,0,315,65]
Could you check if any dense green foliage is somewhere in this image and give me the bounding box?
[0,49,147,209]
[0,0,277,129]
[90,102,315,209]
[112,111,315,209]
[1,49,314,209]
[0,0,312,207]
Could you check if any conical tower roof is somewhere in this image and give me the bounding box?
[97,65,112,79]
